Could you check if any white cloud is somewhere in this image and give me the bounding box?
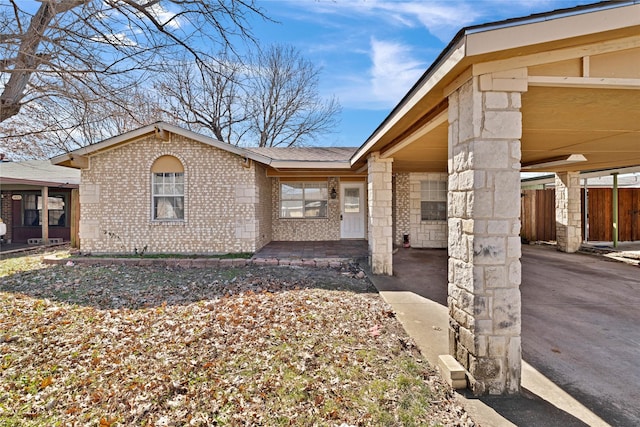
[284,0,483,42]
[388,2,482,41]
[369,38,425,106]
[92,32,137,47]
[148,3,182,30]
[327,38,425,110]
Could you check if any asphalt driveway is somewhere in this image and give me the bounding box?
[373,244,640,425]
[521,245,640,426]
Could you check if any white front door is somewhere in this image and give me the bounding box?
[340,183,365,239]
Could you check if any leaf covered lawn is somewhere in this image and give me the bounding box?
[0,250,473,426]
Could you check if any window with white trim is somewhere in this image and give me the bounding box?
[280,182,328,218]
[420,180,447,221]
[151,156,184,221]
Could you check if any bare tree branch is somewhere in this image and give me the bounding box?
[155,45,341,148]
[0,0,269,125]
[246,45,341,147]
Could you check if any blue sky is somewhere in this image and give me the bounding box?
[247,0,599,147]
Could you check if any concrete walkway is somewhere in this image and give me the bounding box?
[367,245,640,427]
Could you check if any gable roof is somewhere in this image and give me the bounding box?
[51,122,357,170]
[1,160,80,188]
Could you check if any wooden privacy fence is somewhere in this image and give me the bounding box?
[586,188,640,241]
[520,188,640,242]
[521,189,556,242]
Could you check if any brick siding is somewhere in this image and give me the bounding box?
[79,134,269,254]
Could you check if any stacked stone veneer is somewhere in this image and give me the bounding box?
[447,72,525,395]
[555,172,582,253]
[393,172,448,248]
[271,177,343,241]
[368,153,393,275]
[393,173,410,246]
[79,134,271,254]
[409,172,448,248]
[255,164,273,249]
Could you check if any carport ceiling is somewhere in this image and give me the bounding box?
[382,86,639,173]
[521,86,640,172]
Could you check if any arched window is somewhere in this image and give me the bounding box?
[151,156,184,221]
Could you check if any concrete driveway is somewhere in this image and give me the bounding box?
[521,245,640,426]
[371,244,640,426]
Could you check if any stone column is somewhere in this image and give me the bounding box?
[368,152,393,275]
[447,69,526,395]
[555,172,582,253]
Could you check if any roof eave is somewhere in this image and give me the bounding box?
[270,161,353,170]
[51,122,274,168]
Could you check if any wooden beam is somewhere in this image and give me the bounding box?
[265,169,366,178]
[443,67,473,98]
[154,125,170,141]
[582,56,590,78]
[528,75,640,90]
[70,188,80,248]
[69,155,89,169]
[41,186,49,245]
[473,35,640,76]
[381,110,448,159]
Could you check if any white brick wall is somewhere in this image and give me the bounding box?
[408,172,448,248]
[79,134,270,254]
[271,177,343,241]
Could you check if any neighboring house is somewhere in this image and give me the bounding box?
[0,160,80,245]
[50,123,448,255]
[52,1,640,396]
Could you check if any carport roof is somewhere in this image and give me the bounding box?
[351,0,640,173]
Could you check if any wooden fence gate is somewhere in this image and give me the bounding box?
[521,188,640,242]
[586,188,640,241]
[521,189,556,242]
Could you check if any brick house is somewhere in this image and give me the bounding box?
[50,123,448,256]
[0,160,80,245]
[52,2,640,395]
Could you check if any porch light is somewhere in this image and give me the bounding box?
[330,187,337,199]
[522,154,587,170]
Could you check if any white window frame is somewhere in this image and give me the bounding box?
[152,172,185,221]
[280,182,328,219]
[420,180,447,221]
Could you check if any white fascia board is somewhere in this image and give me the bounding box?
[466,3,640,56]
[521,166,640,186]
[350,38,466,166]
[50,122,273,167]
[269,160,352,170]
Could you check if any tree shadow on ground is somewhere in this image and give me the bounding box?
[0,261,377,310]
